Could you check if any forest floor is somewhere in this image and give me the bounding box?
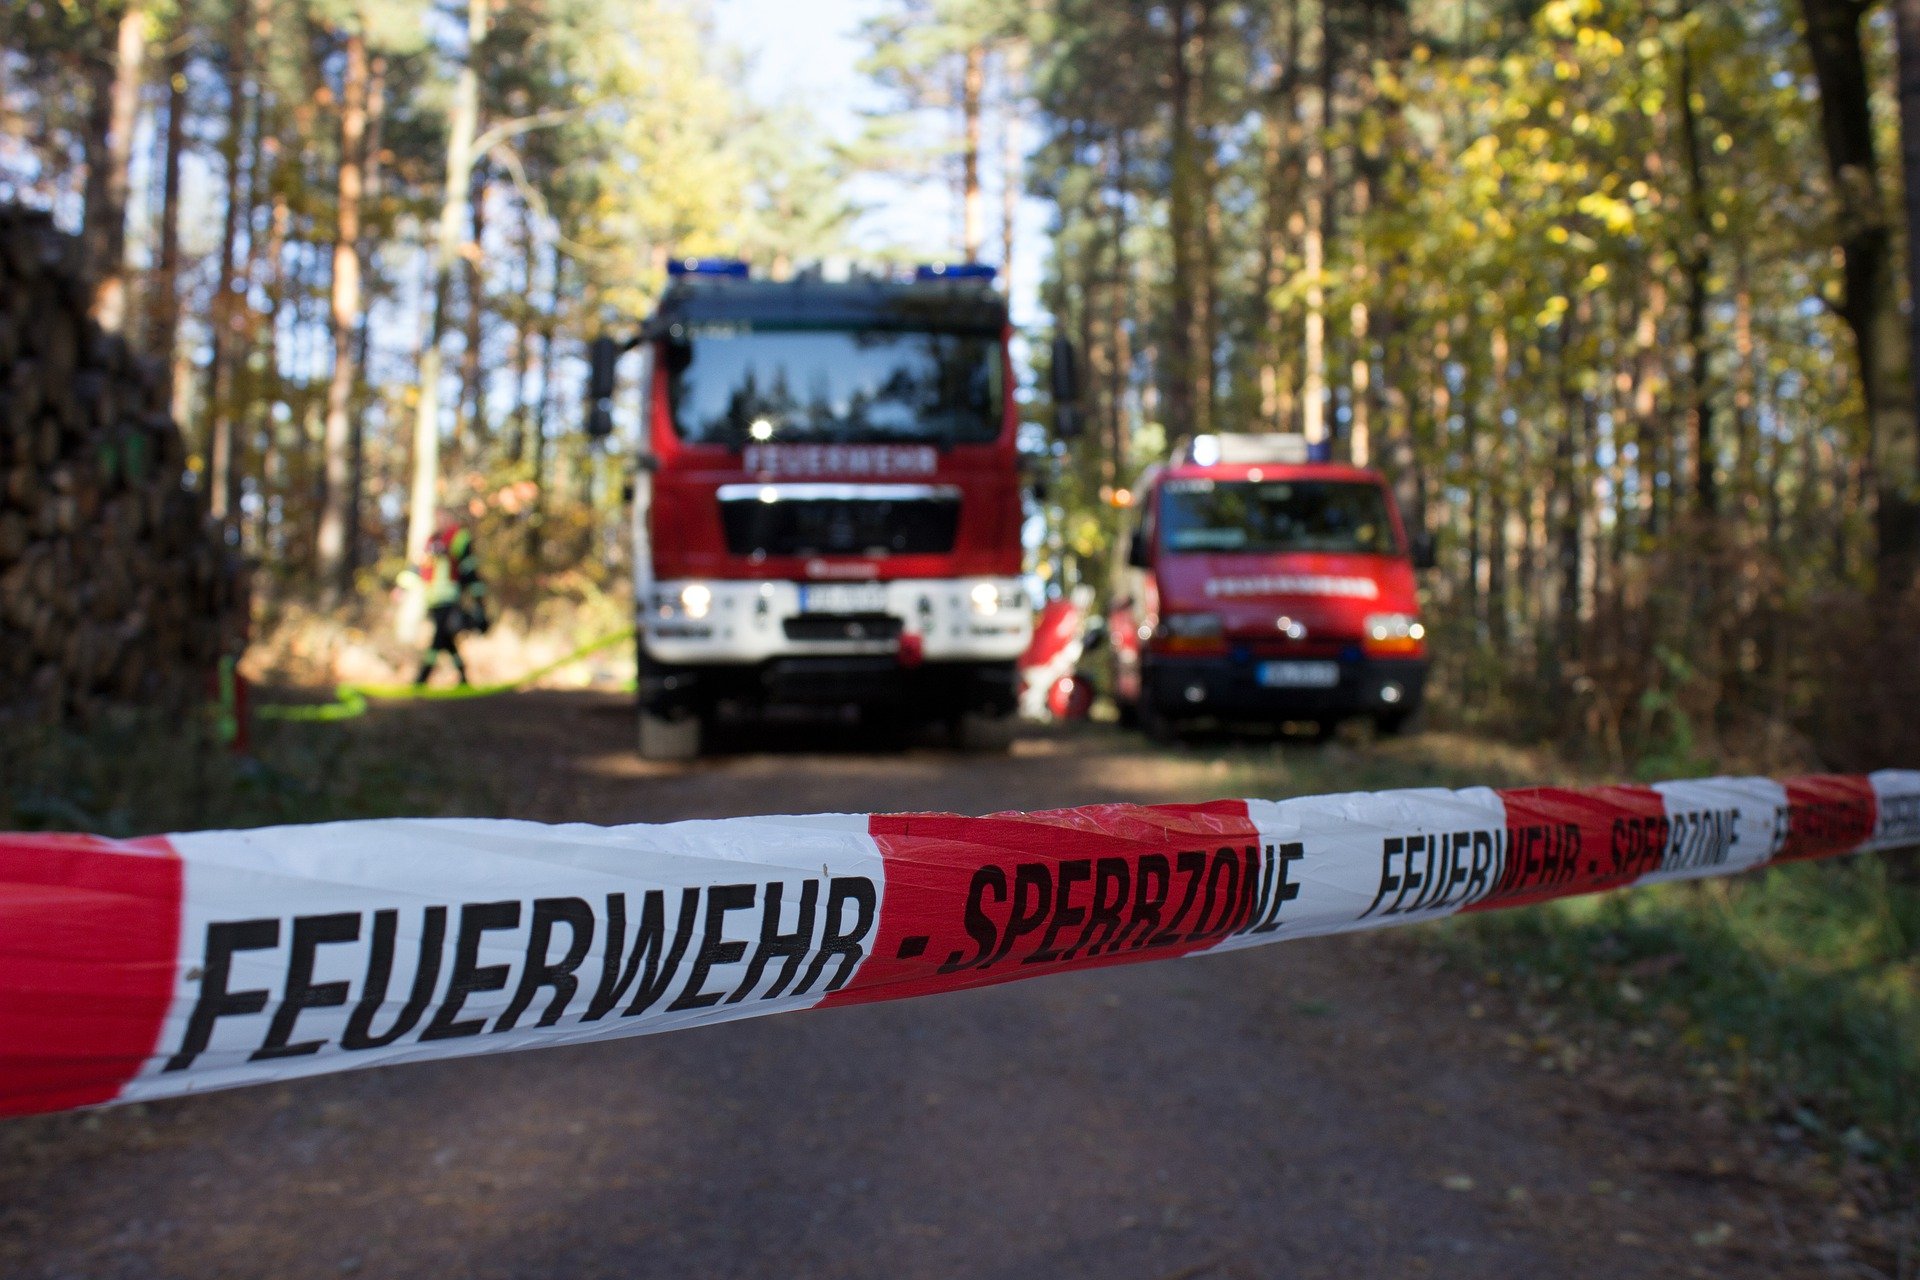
[0,695,1911,1279]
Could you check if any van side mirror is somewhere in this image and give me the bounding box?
[1126,528,1150,570]
[586,335,619,439]
[1411,530,1437,571]
[1050,334,1083,441]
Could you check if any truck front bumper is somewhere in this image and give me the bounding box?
[1143,653,1428,722]
[641,576,1031,666]
[640,654,1017,719]
[638,576,1029,720]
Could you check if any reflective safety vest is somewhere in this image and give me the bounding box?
[422,529,478,608]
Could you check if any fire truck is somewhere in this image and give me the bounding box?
[587,260,1046,760]
[1109,432,1435,740]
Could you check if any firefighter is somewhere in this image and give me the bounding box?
[410,518,486,687]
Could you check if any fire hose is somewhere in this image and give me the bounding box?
[255,630,638,724]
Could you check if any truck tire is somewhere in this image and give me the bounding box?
[638,709,702,762]
[956,709,1016,753]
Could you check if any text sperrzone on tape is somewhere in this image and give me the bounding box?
[3,771,1915,1118]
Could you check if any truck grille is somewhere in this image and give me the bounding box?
[718,485,960,557]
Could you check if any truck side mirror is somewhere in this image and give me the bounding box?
[1051,334,1083,442]
[586,335,619,439]
[1126,528,1150,570]
[1411,530,1437,571]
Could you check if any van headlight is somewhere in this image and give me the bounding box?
[1363,613,1426,656]
[1162,612,1224,638]
[1155,612,1226,654]
[969,582,1002,615]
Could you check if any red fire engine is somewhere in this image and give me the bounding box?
[589,260,1043,759]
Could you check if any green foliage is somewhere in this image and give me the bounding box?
[1021,0,1900,767]
[0,0,857,608]
[0,707,493,836]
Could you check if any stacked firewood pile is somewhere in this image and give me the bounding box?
[0,206,248,722]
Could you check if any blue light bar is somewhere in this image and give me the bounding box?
[668,257,750,279]
[916,262,998,283]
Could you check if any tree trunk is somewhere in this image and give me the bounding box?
[1106,133,1132,482]
[999,43,1024,280]
[1260,0,1303,434]
[249,188,289,557]
[408,0,489,563]
[85,2,147,332]
[1348,174,1371,466]
[1195,0,1219,443]
[1800,0,1920,596]
[204,4,255,526]
[346,52,388,583]
[1488,325,1511,653]
[1165,2,1204,448]
[961,43,986,261]
[1894,0,1920,566]
[1300,2,1332,452]
[148,27,188,390]
[317,28,368,603]
[1675,30,1716,516]
[509,199,537,466]
[526,253,560,566]
[458,160,490,462]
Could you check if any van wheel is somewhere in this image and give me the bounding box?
[1140,699,1183,745]
[956,709,1016,753]
[639,709,702,761]
[1374,708,1419,737]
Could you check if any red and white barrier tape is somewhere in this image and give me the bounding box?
[3,770,1916,1118]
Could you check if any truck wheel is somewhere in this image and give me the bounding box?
[956,710,1016,753]
[638,709,702,762]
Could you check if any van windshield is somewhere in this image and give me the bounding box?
[1159,478,1399,555]
[665,327,1003,447]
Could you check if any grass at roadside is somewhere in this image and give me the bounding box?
[1,704,494,836]
[1437,859,1919,1173]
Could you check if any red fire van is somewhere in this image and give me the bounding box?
[1109,433,1434,738]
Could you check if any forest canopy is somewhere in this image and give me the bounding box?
[4,0,1920,765]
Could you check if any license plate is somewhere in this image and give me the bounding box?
[800,583,890,614]
[1257,661,1340,689]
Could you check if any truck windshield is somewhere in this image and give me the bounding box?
[1159,478,1399,555]
[665,328,1003,446]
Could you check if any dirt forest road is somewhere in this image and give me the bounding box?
[0,695,1862,1279]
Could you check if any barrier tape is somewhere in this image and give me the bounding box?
[3,770,1916,1119]
[257,630,637,723]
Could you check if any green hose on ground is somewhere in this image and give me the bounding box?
[258,629,637,723]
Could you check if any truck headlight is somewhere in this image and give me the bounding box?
[680,583,713,620]
[969,582,1001,615]
[1363,613,1425,656]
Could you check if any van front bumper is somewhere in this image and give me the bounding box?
[1143,653,1428,722]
